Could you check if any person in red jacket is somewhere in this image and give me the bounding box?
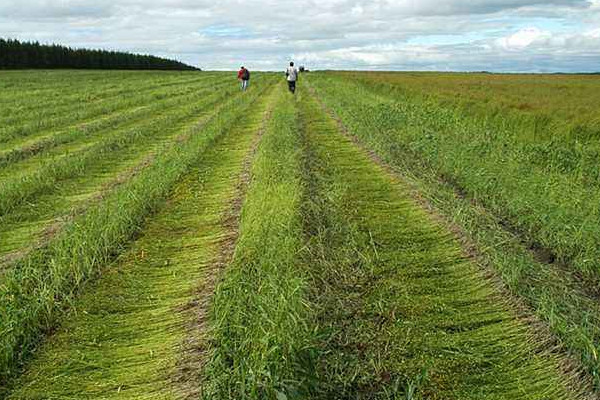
[237,66,250,91]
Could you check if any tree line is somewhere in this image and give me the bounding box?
[0,38,199,70]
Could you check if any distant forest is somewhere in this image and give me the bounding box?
[0,38,199,70]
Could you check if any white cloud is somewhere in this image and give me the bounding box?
[494,27,600,55]
[587,28,600,38]
[0,0,599,71]
[497,27,552,50]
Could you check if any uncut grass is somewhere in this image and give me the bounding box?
[338,71,600,130]
[0,77,231,173]
[298,90,581,400]
[307,73,600,387]
[0,80,241,218]
[0,73,226,150]
[0,77,276,383]
[201,86,317,399]
[0,81,244,262]
[4,85,270,400]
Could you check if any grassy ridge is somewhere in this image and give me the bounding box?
[202,85,317,399]
[0,75,277,383]
[298,89,581,399]
[4,83,275,400]
[306,73,600,388]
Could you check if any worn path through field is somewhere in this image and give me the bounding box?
[4,83,278,400]
[298,88,586,399]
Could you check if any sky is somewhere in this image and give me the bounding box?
[1,0,600,72]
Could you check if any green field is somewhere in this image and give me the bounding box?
[0,70,599,399]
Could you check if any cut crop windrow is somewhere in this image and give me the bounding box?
[0,74,225,145]
[297,89,585,399]
[201,85,317,399]
[0,73,226,151]
[0,75,252,266]
[2,70,595,400]
[3,81,278,400]
[0,71,127,105]
[0,76,232,169]
[0,73,199,126]
[0,70,161,100]
[176,84,277,400]
[306,72,600,390]
[0,80,231,180]
[0,98,203,214]
[0,79,240,217]
[0,72,212,125]
[305,73,600,278]
[0,75,278,384]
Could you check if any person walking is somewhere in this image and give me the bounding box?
[286,62,298,94]
[238,66,250,91]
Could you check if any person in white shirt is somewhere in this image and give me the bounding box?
[285,62,299,94]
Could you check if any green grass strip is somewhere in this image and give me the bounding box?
[0,80,239,217]
[297,90,583,400]
[0,76,231,167]
[0,73,217,141]
[306,73,600,390]
[0,85,239,265]
[201,85,317,399]
[305,73,600,280]
[3,83,276,400]
[0,77,277,384]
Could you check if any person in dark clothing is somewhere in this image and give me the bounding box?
[238,66,250,91]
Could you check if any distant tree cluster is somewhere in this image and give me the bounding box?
[0,38,199,71]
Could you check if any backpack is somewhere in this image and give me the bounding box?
[242,69,250,80]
